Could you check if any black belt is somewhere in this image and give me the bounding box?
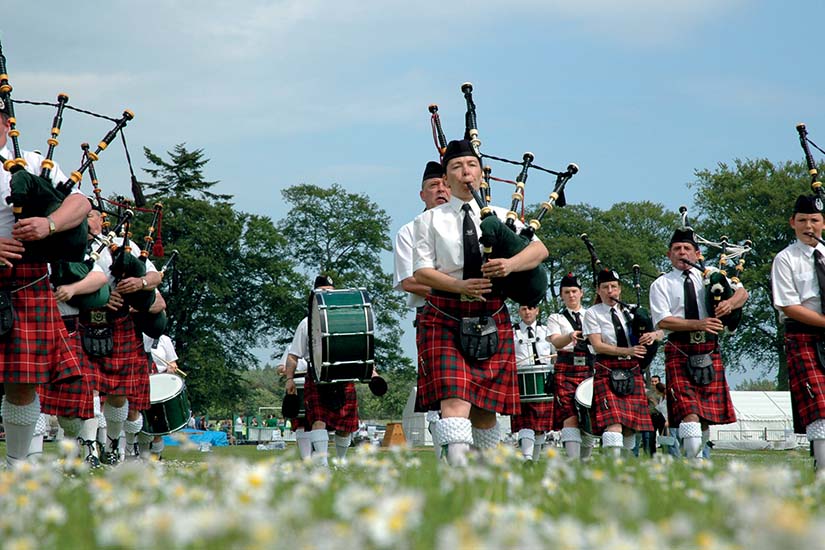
[556,351,593,366]
[431,289,462,299]
[785,319,824,335]
[667,331,717,344]
[596,354,635,363]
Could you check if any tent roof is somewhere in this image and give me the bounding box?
[728,391,792,421]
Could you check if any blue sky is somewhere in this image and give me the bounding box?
[4,1,822,382]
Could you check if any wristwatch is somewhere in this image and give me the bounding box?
[47,216,56,235]
[141,278,148,288]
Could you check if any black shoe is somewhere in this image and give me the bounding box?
[102,437,121,465]
[78,438,101,468]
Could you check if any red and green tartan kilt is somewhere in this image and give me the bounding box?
[664,340,736,426]
[82,314,150,410]
[38,322,95,419]
[552,351,594,430]
[591,357,653,434]
[785,333,825,432]
[416,294,519,415]
[0,263,81,386]
[303,375,359,432]
[511,399,554,432]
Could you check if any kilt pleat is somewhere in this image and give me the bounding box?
[38,326,95,419]
[664,340,736,427]
[552,351,594,430]
[511,400,554,432]
[416,294,519,415]
[0,263,81,386]
[591,357,653,434]
[303,375,359,432]
[785,333,825,432]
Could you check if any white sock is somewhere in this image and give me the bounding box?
[602,431,623,459]
[137,432,153,456]
[679,422,703,459]
[103,401,128,443]
[533,433,547,461]
[518,429,536,460]
[28,435,44,458]
[561,427,583,460]
[428,420,444,460]
[334,433,352,459]
[2,395,41,466]
[472,424,500,451]
[295,429,312,460]
[436,417,473,467]
[623,433,636,455]
[309,429,329,466]
[79,418,98,442]
[814,440,825,472]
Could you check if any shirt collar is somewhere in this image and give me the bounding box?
[794,239,824,258]
[448,194,479,215]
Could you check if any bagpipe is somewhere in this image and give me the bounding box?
[796,123,825,205]
[580,233,659,368]
[0,40,138,263]
[428,82,578,307]
[676,206,751,332]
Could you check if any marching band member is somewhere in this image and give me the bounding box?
[393,160,449,459]
[511,303,555,461]
[583,269,655,459]
[278,347,312,461]
[137,330,179,459]
[285,275,360,466]
[0,102,90,467]
[84,208,161,463]
[413,139,548,466]
[650,228,745,459]
[771,194,825,473]
[547,273,596,461]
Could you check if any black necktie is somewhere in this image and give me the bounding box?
[683,270,700,320]
[814,250,825,313]
[572,310,581,329]
[527,325,540,363]
[461,203,482,279]
[611,307,630,348]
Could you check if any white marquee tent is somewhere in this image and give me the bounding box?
[709,391,801,450]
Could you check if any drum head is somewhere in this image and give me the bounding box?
[149,373,185,404]
[575,376,594,408]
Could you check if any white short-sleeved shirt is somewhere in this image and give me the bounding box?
[772,240,825,321]
[393,218,425,308]
[288,317,309,361]
[547,307,587,352]
[513,321,554,366]
[94,238,159,287]
[649,266,742,329]
[279,346,307,375]
[0,144,81,237]
[582,302,632,347]
[412,195,536,280]
[143,334,179,373]
[54,259,106,317]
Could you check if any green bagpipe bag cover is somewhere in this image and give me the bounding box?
[50,259,111,310]
[479,215,547,307]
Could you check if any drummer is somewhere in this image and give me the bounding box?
[285,275,361,466]
[582,269,654,459]
[278,347,312,461]
[137,331,179,459]
[511,303,555,461]
[547,272,596,461]
[412,139,548,466]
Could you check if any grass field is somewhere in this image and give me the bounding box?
[0,441,822,549]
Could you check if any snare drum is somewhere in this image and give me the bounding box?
[309,288,375,384]
[517,363,554,403]
[574,376,594,435]
[141,373,192,435]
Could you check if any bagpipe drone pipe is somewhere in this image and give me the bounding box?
[796,123,825,206]
[0,40,140,263]
[428,82,578,307]
[580,233,659,369]
[675,206,751,333]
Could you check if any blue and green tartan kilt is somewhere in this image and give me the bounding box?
[591,356,653,434]
[82,313,150,411]
[511,399,554,432]
[416,293,519,415]
[0,263,81,386]
[785,332,825,432]
[303,375,359,433]
[664,340,736,426]
[552,351,594,430]
[38,321,95,419]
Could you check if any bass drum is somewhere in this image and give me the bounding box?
[141,373,192,435]
[574,376,594,436]
[308,288,375,384]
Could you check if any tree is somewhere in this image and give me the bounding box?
[690,158,812,388]
[277,183,412,373]
[139,145,305,412]
[736,378,778,391]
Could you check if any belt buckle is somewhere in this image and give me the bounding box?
[573,356,586,366]
[90,310,107,325]
[689,331,706,344]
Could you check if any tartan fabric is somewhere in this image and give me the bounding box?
[82,313,150,410]
[664,340,736,426]
[416,294,519,415]
[0,263,81,385]
[552,351,594,430]
[38,322,95,419]
[510,399,554,432]
[302,375,359,432]
[591,356,653,434]
[785,333,825,432]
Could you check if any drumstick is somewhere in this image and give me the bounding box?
[150,353,186,377]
